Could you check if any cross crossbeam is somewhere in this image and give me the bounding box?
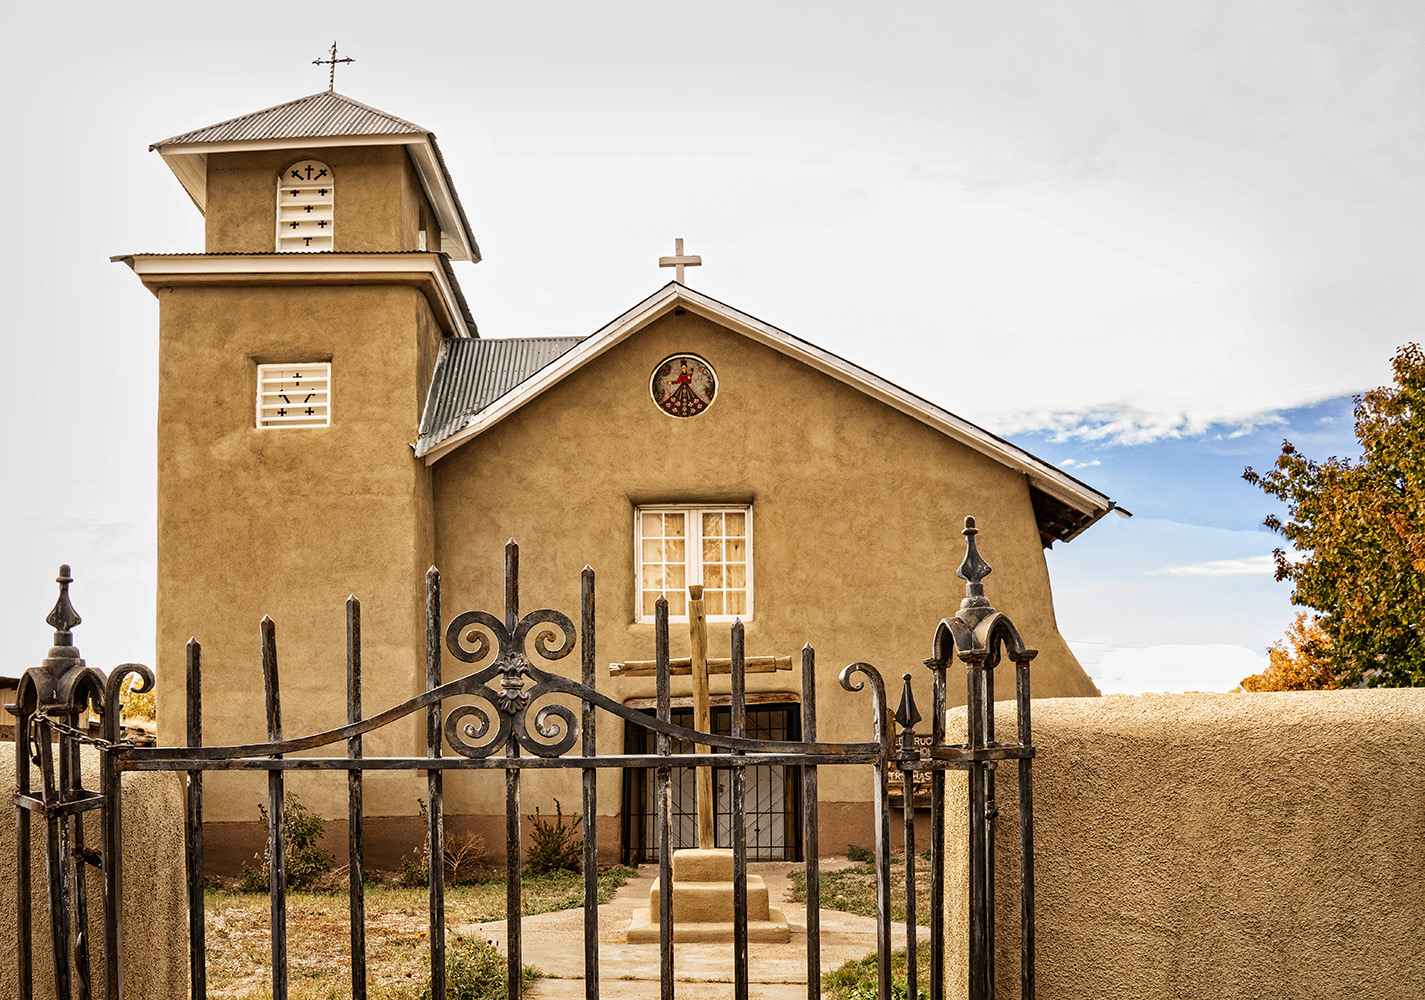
[658,237,702,283]
[313,41,355,91]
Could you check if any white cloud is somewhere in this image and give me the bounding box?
[1057,458,1101,470]
[1160,555,1277,577]
[1002,406,1293,448]
[1072,642,1268,695]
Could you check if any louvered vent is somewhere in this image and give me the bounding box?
[276,160,334,252]
[257,363,331,428]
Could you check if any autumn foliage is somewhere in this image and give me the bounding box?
[1244,342,1425,688]
[1239,613,1335,691]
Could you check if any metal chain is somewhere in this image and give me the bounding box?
[32,715,136,752]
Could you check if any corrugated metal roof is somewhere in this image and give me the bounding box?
[418,337,584,452]
[151,91,425,148]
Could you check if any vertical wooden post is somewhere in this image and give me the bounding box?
[686,585,716,849]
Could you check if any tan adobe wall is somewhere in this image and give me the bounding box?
[945,690,1425,999]
[204,145,433,253]
[432,308,1098,859]
[153,283,438,824]
[1,747,187,1000]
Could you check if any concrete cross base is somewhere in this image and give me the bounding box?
[625,848,791,943]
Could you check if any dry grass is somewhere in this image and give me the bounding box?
[204,868,631,999]
[788,853,934,926]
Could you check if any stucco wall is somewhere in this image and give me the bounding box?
[153,283,440,823]
[433,308,1098,855]
[205,145,432,253]
[0,747,187,1000]
[945,690,1425,999]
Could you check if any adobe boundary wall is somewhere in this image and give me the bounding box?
[946,690,1425,1000]
[1,746,187,1000]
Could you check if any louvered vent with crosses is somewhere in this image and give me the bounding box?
[257,363,331,428]
[276,160,334,251]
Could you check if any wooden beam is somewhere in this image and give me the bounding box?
[609,655,792,677]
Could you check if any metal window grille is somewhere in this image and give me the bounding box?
[622,704,803,864]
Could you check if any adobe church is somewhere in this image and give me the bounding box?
[116,88,1117,870]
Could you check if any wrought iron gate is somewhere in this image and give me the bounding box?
[622,703,803,863]
[9,516,1037,1000]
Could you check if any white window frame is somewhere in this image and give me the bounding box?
[634,505,753,624]
[256,363,332,429]
[277,160,335,252]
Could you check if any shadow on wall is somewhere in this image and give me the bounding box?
[0,747,188,1000]
[946,689,1425,1000]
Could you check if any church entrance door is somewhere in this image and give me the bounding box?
[622,703,804,864]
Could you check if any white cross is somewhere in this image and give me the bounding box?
[658,238,702,284]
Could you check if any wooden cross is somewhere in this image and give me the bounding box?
[314,41,355,92]
[658,238,702,284]
[611,586,789,849]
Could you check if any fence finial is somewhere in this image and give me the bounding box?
[957,517,993,611]
[42,564,85,672]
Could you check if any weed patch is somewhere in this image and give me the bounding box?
[788,854,933,925]
[825,942,931,1000]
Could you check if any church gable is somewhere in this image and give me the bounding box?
[415,283,1114,547]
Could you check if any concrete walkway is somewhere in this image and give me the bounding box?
[454,861,922,999]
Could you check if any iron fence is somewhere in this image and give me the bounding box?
[9,516,1037,1000]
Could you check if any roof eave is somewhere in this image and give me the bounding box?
[111,251,476,338]
[150,133,480,264]
[415,283,1116,537]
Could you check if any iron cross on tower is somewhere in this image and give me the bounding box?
[313,41,355,91]
[658,238,702,284]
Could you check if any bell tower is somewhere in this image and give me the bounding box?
[115,90,481,830]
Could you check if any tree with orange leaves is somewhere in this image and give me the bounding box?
[1239,613,1335,691]
[1244,342,1425,688]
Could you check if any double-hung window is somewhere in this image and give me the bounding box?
[636,506,752,622]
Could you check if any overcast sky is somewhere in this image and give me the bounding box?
[2,2,1420,693]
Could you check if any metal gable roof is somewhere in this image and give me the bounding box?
[418,336,585,450]
[151,91,425,148]
[414,283,1121,547]
[149,91,481,264]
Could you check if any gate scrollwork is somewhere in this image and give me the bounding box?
[442,606,580,758]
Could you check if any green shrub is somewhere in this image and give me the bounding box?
[847,844,874,863]
[525,800,582,873]
[239,792,333,892]
[422,938,540,1000]
[824,943,929,1000]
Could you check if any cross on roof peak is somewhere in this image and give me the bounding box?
[658,238,702,284]
[313,41,355,92]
